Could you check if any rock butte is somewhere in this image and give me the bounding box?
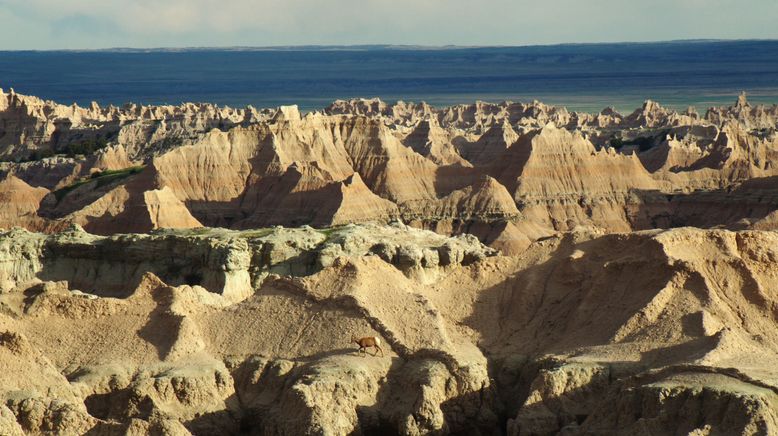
[0,90,777,434]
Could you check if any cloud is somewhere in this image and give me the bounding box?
[0,0,776,49]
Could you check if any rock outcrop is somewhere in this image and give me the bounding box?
[0,225,776,434]
[0,175,49,231]
[2,90,778,256]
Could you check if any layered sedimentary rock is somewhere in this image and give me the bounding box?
[3,89,778,434]
[2,90,778,253]
[0,87,269,161]
[0,175,49,231]
[0,225,776,434]
[0,88,778,435]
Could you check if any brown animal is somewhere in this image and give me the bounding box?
[351,334,384,357]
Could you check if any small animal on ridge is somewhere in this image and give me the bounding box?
[351,334,384,357]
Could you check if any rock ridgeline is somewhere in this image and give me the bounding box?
[0,222,496,298]
[1,89,778,255]
[0,225,776,434]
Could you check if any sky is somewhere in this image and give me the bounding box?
[1,0,777,50]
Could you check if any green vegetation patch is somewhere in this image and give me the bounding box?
[62,137,110,158]
[317,226,342,237]
[238,229,274,239]
[53,165,145,202]
[0,135,114,163]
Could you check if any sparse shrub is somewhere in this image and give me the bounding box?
[62,136,110,157]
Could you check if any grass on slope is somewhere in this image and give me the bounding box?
[53,166,145,202]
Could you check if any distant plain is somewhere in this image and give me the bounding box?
[2,40,778,112]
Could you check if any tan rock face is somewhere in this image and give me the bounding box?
[0,175,49,231]
[0,225,776,434]
[3,91,778,255]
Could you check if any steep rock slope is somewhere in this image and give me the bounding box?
[484,124,661,232]
[0,175,50,231]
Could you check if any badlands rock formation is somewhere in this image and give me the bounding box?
[1,90,778,434]
[1,89,778,251]
[0,224,776,434]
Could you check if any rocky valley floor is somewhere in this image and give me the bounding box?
[0,91,778,434]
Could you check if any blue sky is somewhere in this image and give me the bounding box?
[1,0,776,49]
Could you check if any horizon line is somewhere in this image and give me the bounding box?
[3,38,778,53]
